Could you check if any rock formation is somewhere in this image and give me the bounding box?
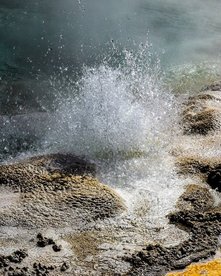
[2,81,221,275]
[124,81,221,275]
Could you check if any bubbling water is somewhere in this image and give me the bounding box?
[44,45,177,159]
[41,45,187,225]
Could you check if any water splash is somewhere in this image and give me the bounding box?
[0,43,187,226]
[39,43,188,225]
[44,43,177,159]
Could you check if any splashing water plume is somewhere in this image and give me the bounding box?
[45,44,176,158]
[42,44,187,225]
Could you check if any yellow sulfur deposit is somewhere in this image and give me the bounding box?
[167,259,221,276]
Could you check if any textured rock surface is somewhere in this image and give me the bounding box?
[124,185,221,275]
[176,184,214,212]
[0,154,125,227]
[124,81,221,275]
[182,90,221,135]
[0,153,189,275]
[3,81,221,275]
[0,154,130,275]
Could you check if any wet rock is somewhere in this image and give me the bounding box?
[181,91,221,135]
[176,156,213,175]
[60,262,69,272]
[124,180,221,276]
[177,184,214,212]
[179,158,221,192]
[2,153,96,181]
[182,106,220,135]
[0,153,96,192]
[36,233,55,248]
[207,167,221,192]
[0,154,126,228]
[125,208,221,275]
[203,80,221,91]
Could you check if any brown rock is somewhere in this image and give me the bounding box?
[182,107,220,135]
[181,90,221,135]
[177,184,214,212]
[176,156,213,176]
[202,80,221,91]
[0,154,126,228]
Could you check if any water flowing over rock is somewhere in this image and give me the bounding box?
[121,80,221,275]
[182,91,221,135]
[0,154,125,228]
[2,81,221,274]
[2,1,221,275]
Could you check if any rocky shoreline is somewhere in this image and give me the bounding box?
[1,81,221,275]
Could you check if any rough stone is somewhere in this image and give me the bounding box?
[0,154,126,228]
[182,106,220,135]
[176,156,214,176]
[181,91,221,135]
[36,233,55,248]
[176,156,221,193]
[124,185,221,275]
[176,184,214,212]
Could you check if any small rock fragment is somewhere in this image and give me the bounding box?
[60,262,69,272]
[52,244,62,252]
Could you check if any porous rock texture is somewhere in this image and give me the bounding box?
[182,84,221,135]
[2,81,221,275]
[0,152,189,275]
[124,185,221,275]
[0,153,128,275]
[0,153,126,227]
[124,81,221,275]
[0,153,187,275]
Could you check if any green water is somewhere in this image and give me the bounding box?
[1,0,221,74]
[0,1,221,158]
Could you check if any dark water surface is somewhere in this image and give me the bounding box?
[1,0,221,74]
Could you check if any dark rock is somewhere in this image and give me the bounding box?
[124,184,221,275]
[0,250,28,275]
[52,244,62,252]
[207,168,221,191]
[32,262,54,275]
[37,239,48,248]
[177,184,214,212]
[60,262,69,272]
[7,250,28,264]
[181,91,221,135]
[36,233,43,240]
[182,108,219,135]
[176,157,213,176]
[36,234,55,248]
